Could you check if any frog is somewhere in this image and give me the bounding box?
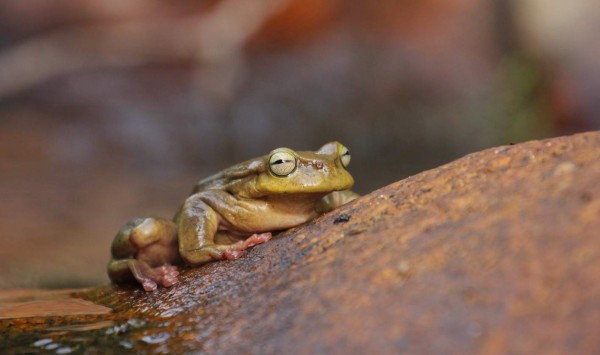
[107,141,359,291]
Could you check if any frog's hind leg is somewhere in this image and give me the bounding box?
[108,217,180,291]
[108,259,179,291]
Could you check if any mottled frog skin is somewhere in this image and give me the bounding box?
[108,142,359,291]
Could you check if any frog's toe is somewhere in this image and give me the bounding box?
[141,279,158,292]
[224,249,245,260]
[242,232,272,249]
[155,265,179,287]
[222,232,272,260]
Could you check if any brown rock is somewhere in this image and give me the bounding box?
[2,131,600,353]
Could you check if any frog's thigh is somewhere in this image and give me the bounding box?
[110,217,178,259]
[108,258,135,283]
[110,217,145,260]
[178,194,228,265]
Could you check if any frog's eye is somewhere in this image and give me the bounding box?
[269,151,297,176]
[340,145,351,167]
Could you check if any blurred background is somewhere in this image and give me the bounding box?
[0,0,598,288]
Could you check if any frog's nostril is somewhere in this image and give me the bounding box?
[314,161,324,169]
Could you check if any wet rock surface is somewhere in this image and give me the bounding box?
[2,131,600,353]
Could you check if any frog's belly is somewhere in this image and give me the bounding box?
[218,209,317,235]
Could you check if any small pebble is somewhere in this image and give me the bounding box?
[45,343,60,350]
[120,340,135,349]
[127,319,147,328]
[33,339,53,347]
[333,214,351,224]
[141,332,170,344]
[56,346,73,354]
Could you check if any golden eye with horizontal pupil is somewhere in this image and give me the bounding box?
[269,151,297,176]
[340,145,351,167]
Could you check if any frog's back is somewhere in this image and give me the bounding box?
[191,157,266,195]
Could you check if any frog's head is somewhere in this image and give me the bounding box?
[254,141,355,196]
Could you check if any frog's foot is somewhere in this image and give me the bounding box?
[128,260,180,292]
[224,232,272,260]
[153,265,180,287]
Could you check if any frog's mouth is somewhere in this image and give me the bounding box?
[258,169,354,195]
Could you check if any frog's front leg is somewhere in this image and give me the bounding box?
[177,193,272,264]
[318,190,360,213]
[221,232,273,260]
[177,195,223,264]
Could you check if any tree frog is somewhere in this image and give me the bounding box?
[108,142,359,291]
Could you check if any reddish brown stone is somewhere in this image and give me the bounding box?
[2,131,600,353]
